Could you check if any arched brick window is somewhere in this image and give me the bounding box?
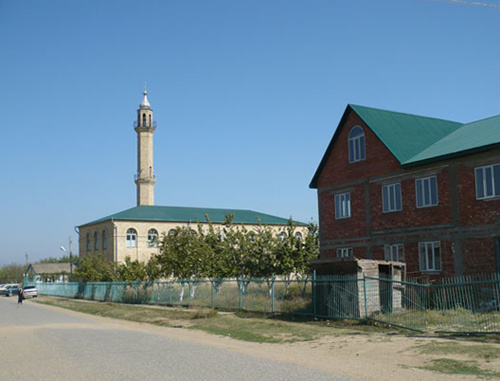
[348,126,365,163]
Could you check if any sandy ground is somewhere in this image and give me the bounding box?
[35,301,500,381]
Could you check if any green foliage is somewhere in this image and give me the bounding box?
[0,263,25,284]
[73,215,320,284]
[118,257,148,282]
[39,255,75,264]
[156,226,211,279]
[74,254,119,282]
[154,215,320,282]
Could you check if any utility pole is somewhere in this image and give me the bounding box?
[69,236,73,281]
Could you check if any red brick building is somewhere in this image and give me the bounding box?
[310,105,500,279]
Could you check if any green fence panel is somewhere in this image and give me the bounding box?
[35,273,500,334]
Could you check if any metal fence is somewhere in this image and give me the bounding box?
[36,273,500,334]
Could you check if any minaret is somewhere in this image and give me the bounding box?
[134,88,156,206]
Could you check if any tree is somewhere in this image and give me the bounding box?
[0,263,25,284]
[152,215,320,292]
[74,254,118,282]
[39,256,75,264]
[295,222,320,295]
[155,225,211,300]
[118,257,149,282]
[275,219,300,292]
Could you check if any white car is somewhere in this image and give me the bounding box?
[22,286,38,298]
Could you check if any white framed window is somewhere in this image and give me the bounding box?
[335,192,351,219]
[168,229,177,236]
[416,176,438,208]
[94,231,99,251]
[147,229,159,247]
[382,183,402,212]
[294,232,303,241]
[126,228,137,247]
[384,244,405,262]
[476,163,500,200]
[348,126,366,163]
[337,247,353,258]
[102,230,107,250]
[419,241,441,272]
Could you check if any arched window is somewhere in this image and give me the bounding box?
[86,233,91,251]
[168,229,177,236]
[102,230,107,250]
[148,229,159,247]
[294,232,303,241]
[348,126,365,163]
[220,229,227,241]
[126,228,137,247]
[94,231,99,251]
[142,113,146,126]
[279,232,286,242]
[149,114,152,126]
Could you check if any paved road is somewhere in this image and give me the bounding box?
[0,297,362,381]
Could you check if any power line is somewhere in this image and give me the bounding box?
[428,0,500,8]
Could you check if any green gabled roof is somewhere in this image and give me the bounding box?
[309,104,500,188]
[402,114,500,166]
[80,205,305,227]
[309,104,463,189]
[350,104,464,163]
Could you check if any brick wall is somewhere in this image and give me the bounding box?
[314,109,500,278]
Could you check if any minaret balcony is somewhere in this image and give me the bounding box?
[134,120,157,129]
[134,174,157,181]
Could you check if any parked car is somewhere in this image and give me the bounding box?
[0,283,17,293]
[22,286,38,298]
[2,285,20,297]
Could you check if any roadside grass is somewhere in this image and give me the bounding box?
[410,340,500,378]
[418,358,500,379]
[414,341,500,360]
[34,296,397,344]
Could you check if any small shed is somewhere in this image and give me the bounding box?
[312,258,406,319]
[25,263,73,283]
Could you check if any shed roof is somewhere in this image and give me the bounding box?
[28,263,72,274]
[80,205,305,227]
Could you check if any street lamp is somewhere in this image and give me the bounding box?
[60,236,73,281]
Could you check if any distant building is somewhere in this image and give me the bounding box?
[78,90,306,263]
[310,104,500,279]
[26,263,72,283]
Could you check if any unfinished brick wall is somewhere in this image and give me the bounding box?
[314,109,500,278]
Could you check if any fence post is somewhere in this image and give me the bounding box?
[312,270,317,319]
[271,275,275,313]
[169,282,173,305]
[363,273,368,319]
[211,280,214,308]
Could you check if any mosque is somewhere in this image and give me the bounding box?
[77,91,306,263]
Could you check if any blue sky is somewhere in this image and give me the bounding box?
[1,0,499,265]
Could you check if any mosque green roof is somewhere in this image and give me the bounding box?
[80,205,305,227]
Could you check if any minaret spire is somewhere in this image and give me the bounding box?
[134,87,156,206]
